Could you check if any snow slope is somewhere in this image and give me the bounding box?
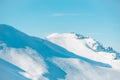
[52,57,120,80]
[0,43,48,80]
[47,33,120,70]
[0,59,29,80]
[0,24,120,80]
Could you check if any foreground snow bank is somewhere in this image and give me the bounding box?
[0,43,48,80]
[52,57,120,80]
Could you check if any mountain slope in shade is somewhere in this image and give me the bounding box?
[0,24,120,80]
[0,59,29,80]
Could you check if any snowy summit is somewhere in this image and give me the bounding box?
[0,24,120,80]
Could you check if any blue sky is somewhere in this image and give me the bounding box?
[0,0,120,51]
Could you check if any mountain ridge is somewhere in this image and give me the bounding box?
[47,32,119,54]
[0,24,120,80]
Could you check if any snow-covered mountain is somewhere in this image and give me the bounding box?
[47,33,120,69]
[0,24,120,80]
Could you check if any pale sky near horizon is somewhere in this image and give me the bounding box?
[0,0,120,51]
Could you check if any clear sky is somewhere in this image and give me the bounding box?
[0,0,120,51]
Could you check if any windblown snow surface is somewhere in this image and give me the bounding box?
[0,24,120,80]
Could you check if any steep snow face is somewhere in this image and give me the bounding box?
[47,33,120,69]
[84,37,116,53]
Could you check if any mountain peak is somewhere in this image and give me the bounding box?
[47,32,119,57]
[0,24,28,37]
[0,24,19,34]
[0,24,11,26]
[0,24,15,30]
[0,24,29,47]
[47,32,89,39]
